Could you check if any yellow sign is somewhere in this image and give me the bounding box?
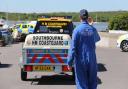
[46,26,62,28]
[33,66,53,71]
[42,22,67,26]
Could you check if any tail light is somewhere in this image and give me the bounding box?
[62,65,71,72]
[24,65,33,71]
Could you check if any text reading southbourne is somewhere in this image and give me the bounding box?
[32,36,65,46]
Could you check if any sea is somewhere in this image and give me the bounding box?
[73,22,108,32]
[5,21,108,32]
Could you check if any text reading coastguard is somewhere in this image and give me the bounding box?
[32,36,66,46]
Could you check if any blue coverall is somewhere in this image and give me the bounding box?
[68,21,100,89]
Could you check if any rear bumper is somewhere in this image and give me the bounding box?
[22,65,71,73]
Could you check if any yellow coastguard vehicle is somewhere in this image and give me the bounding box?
[117,34,128,52]
[20,16,74,81]
[12,23,35,41]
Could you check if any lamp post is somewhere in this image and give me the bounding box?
[5,0,8,23]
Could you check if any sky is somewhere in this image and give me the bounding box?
[0,0,128,13]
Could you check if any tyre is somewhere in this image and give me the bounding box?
[120,40,128,52]
[21,68,27,81]
[72,68,75,81]
[20,34,27,42]
[0,40,4,47]
[0,40,5,47]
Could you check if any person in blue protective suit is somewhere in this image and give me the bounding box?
[68,9,100,89]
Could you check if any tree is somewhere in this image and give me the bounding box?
[109,14,128,31]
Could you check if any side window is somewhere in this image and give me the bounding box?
[29,25,33,28]
[16,25,20,29]
[22,25,28,28]
[39,26,49,33]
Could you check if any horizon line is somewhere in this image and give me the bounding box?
[0,10,128,14]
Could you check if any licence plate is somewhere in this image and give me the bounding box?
[33,66,53,71]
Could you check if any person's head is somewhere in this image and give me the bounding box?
[87,17,94,25]
[79,9,88,21]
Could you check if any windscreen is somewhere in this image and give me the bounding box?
[34,21,73,36]
[15,25,20,29]
[22,25,28,28]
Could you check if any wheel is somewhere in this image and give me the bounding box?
[0,40,5,47]
[0,40,3,47]
[72,68,75,81]
[120,40,128,52]
[21,68,27,81]
[20,34,27,42]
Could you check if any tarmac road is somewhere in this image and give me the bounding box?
[0,43,128,89]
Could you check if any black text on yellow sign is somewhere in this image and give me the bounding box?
[32,36,65,46]
[33,66,53,71]
[42,22,67,26]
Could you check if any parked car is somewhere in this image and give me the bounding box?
[0,19,5,28]
[117,34,128,52]
[0,30,4,46]
[12,23,35,42]
[0,28,13,46]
